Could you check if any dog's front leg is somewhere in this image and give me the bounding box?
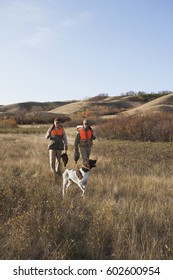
[62,182,66,198]
[63,179,72,198]
[65,180,72,194]
[78,184,86,197]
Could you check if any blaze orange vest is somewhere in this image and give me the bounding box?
[79,128,92,140]
[51,126,63,136]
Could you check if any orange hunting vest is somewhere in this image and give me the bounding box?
[51,127,63,136]
[79,128,92,140]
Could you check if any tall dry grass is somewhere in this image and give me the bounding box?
[0,130,173,260]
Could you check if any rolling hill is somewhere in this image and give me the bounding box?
[122,93,173,115]
[0,100,75,113]
[0,100,75,123]
[1,92,173,124]
[49,95,144,116]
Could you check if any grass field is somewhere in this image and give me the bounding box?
[1,127,173,260]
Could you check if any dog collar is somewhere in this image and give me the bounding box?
[82,166,90,172]
[82,165,90,170]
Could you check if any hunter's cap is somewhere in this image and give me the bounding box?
[54,117,61,123]
[83,119,90,125]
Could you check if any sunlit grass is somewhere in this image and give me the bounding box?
[0,132,173,259]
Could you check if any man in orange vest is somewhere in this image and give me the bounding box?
[74,119,96,164]
[45,118,68,175]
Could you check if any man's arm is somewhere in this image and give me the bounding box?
[45,127,52,139]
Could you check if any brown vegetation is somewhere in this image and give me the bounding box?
[1,92,173,260]
[0,128,173,260]
[97,112,173,142]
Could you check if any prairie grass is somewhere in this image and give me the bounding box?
[0,129,173,260]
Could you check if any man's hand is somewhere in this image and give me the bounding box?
[65,145,68,152]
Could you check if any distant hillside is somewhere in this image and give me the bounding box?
[0,100,77,123]
[49,95,143,116]
[1,92,173,124]
[0,100,76,113]
[122,93,173,116]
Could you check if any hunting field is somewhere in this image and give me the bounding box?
[1,127,173,260]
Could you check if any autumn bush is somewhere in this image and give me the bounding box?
[80,106,120,118]
[66,106,121,128]
[0,117,18,128]
[97,112,173,142]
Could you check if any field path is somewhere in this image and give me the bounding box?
[64,127,76,146]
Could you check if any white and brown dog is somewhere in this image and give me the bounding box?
[62,159,97,197]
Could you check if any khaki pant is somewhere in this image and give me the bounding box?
[79,146,91,165]
[49,149,62,174]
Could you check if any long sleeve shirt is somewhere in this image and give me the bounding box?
[45,126,68,146]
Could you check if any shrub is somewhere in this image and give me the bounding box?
[0,117,17,128]
[96,112,173,142]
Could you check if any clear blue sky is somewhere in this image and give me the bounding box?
[0,0,173,105]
